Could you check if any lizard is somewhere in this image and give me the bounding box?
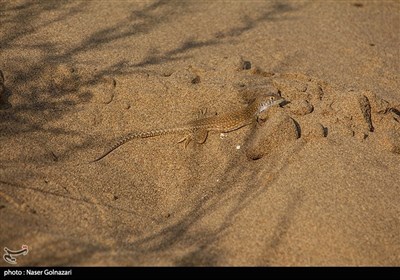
[91,93,285,162]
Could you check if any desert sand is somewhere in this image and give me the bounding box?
[0,0,399,266]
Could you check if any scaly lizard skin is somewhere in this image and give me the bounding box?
[91,93,285,162]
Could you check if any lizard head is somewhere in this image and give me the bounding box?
[256,93,285,114]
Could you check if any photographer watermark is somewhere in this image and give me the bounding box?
[4,269,72,276]
[3,245,28,265]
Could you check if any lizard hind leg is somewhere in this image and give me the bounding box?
[177,108,208,148]
[194,129,208,144]
[177,129,208,148]
[177,134,193,148]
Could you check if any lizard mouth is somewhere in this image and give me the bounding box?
[258,98,285,113]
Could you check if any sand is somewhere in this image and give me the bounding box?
[0,0,399,266]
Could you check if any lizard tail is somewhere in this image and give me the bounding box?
[90,128,185,163]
